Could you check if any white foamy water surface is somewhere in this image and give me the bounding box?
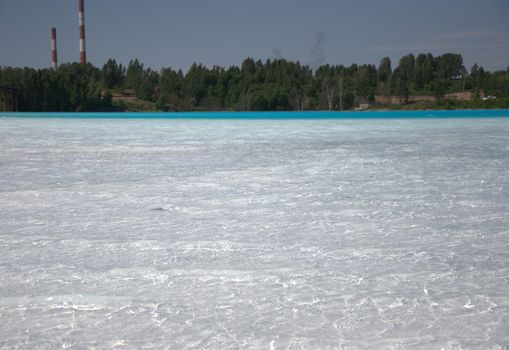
[0,117,508,349]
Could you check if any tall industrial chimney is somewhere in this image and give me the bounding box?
[51,28,58,69]
[78,0,87,64]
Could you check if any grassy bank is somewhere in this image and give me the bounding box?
[385,98,509,110]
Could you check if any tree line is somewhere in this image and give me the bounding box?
[1,53,508,112]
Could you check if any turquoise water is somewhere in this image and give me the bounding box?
[1,109,509,119]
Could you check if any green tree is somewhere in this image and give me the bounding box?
[435,53,464,80]
[101,59,125,89]
[378,57,392,83]
[125,59,143,91]
[398,54,415,82]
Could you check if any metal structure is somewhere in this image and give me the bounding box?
[51,28,58,69]
[0,85,18,112]
[78,0,86,64]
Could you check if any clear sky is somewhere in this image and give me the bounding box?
[1,0,508,72]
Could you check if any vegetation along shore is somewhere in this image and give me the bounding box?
[1,53,508,112]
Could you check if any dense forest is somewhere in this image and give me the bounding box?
[1,53,508,112]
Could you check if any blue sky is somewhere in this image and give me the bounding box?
[0,0,508,71]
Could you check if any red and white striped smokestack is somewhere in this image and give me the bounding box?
[78,0,87,64]
[51,28,58,70]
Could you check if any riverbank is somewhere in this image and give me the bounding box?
[108,98,509,113]
[380,97,509,111]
